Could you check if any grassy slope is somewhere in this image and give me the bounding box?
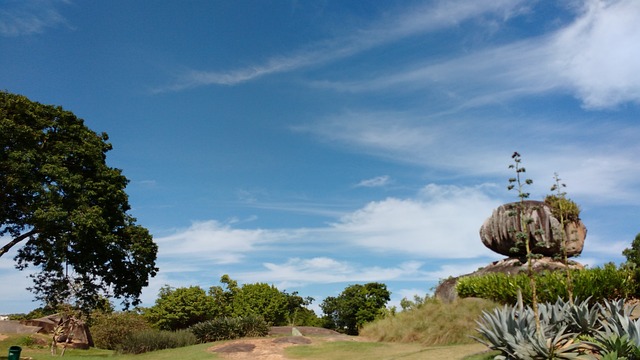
[359,297,497,346]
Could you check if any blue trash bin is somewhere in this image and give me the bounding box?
[8,345,21,360]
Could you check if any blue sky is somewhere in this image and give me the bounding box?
[1,0,640,314]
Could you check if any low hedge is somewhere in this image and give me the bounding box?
[456,263,637,304]
[117,329,198,354]
[189,315,269,343]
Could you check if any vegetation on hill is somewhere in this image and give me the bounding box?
[360,296,497,346]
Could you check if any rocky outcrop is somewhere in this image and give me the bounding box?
[434,200,588,303]
[479,200,586,257]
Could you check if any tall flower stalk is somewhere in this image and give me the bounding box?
[507,152,541,334]
[548,173,575,304]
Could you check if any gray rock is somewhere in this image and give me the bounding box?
[479,200,586,257]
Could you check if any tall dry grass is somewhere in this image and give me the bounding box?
[359,297,497,346]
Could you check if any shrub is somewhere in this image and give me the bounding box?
[457,264,637,305]
[544,194,581,222]
[90,311,151,350]
[117,329,197,354]
[189,315,269,343]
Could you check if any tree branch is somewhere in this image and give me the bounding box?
[0,229,37,257]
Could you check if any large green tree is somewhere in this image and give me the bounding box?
[0,91,157,310]
[143,286,215,330]
[320,282,390,335]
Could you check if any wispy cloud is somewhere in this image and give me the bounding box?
[154,0,527,92]
[314,0,640,109]
[355,175,391,188]
[296,111,640,204]
[154,184,501,273]
[0,0,69,37]
[155,220,293,265]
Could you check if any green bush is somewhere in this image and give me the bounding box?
[117,329,197,354]
[544,194,581,222]
[189,315,269,343]
[90,311,151,350]
[457,264,637,304]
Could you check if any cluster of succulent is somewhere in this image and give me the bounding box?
[475,297,640,359]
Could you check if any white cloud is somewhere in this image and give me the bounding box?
[315,0,640,109]
[155,0,527,91]
[329,184,501,258]
[0,0,69,37]
[550,0,640,108]
[356,175,391,188]
[236,258,429,288]
[155,220,291,264]
[297,111,640,204]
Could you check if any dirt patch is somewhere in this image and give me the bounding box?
[272,336,312,345]
[209,327,369,359]
[209,338,301,360]
[269,326,342,336]
[213,342,257,353]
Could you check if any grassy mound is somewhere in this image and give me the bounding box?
[359,297,497,346]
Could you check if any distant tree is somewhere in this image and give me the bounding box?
[207,274,321,326]
[143,285,215,331]
[208,274,239,318]
[320,283,390,335]
[623,233,640,270]
[0,91,157,310]
[232,283,291,325]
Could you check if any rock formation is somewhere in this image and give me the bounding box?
[479,200,586,257]
[434,200,587,302]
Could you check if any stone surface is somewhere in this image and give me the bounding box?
[479,200,586,257]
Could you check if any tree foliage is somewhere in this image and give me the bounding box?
[143,286,215,330]
[143,275,320,330]
[0,91,157,310]
[320,282,390,335]
[623,233,640,270]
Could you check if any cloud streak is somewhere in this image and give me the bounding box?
[0,0,69,37]
[155,0,527,91]
[314,0,640,109]
[156,184,499,272]
[296,110,640,204]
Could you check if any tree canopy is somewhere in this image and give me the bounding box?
[321,282,390,335]
[143,286,215,330]
[142,275,320,330]
[0,91,157,310]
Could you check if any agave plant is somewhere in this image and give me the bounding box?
[566,298,601,335]
[474,304,535,359]
[587,333,640,360]
[601,314,640,347]
[512,325,586,360]
[599,299,636,320]
[538,298,571,336]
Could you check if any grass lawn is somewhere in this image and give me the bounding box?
[1,332,495,360]
[0,334,219,360]
[286,341,491,360]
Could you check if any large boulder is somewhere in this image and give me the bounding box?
[479,200,586,257]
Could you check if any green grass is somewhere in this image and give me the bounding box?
[1,297,500,359]
[286,341,490,360]
[1,332,496,360]
[0,334,218,360]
